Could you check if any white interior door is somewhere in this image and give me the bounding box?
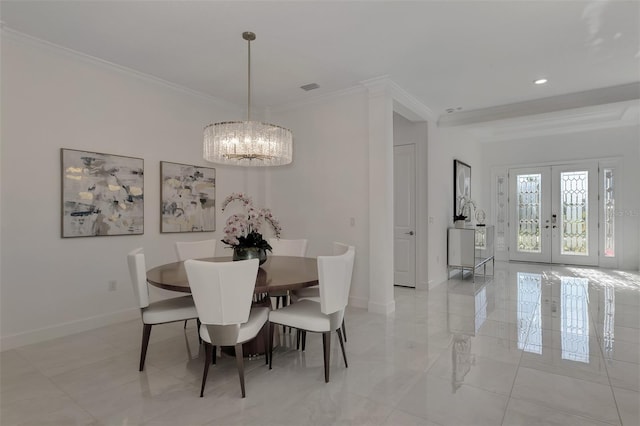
[393,144,416,287]
[510,162,598,266]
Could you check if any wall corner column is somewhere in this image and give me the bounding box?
[365,83,396,315]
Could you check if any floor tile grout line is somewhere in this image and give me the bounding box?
[499,287,537,426]
[21,354,104,425]
[506,395,624,426]
[591,310,626,426]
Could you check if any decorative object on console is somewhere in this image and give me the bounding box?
[203,32,293,167]
[221,193,282,265]
[61,148,143,237]
[475,209,486,226]
[453,159,472,223]
[160,161,216,233]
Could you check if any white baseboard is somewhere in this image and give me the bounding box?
[1,308,139,352]
[348,295,369,309]
[368,299,396,315]
[428,272,448,290]
[416,280,429,291]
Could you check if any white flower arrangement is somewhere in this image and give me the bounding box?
[221,193,282,250]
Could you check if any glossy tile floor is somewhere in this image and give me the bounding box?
[1,262,639,425]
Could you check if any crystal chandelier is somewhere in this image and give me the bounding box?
[203,32,293,166]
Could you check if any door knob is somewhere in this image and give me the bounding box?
[405,231,414,236]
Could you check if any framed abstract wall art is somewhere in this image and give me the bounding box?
[453,159,471,222]
[61,148,144,237]
[160,161,216,233]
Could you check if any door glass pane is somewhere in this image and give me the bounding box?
[603,283,615,359]
[495,175,507,251]
[561,277,589,363]
[516,174,541,253]
[560,171,588,255]
[517,272,542,354]
[604,168,615,257]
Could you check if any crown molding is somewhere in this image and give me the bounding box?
[360,76,436,121]
[439,82,640,127]
[1,26,239,110]
[466,100,639,143]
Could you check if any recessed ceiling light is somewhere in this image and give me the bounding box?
[534,78,548,85]
[300,83,320,91]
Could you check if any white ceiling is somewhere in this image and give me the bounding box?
[1,0,639,119]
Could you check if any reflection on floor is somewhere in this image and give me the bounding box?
[1,262,639,425]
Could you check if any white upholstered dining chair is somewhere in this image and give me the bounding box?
[175,239,216,329]
[268,238,308,258]
[268,245,355,383]
[184,258,269,398]
[292,242,351,348]
[267,238,308,332]
[127,248,199,371]
[175,239,216,261]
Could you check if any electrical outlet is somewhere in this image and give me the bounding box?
[350,217,356,227]
[108,280,117,291]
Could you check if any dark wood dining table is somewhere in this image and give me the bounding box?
[146,255,319,357]
[146,255,319,294]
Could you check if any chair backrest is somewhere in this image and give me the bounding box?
[127,248,149,309]
[175,239,216,261]
[317,246,355,329]
[332,241,349,255]
[184,259,259,326]
[268,238,308,257]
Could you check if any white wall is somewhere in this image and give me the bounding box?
[427,126,485,286]
[267,92,371,307]
[0,33,259,349]
[479,124,640,271]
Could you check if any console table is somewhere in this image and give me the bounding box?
[447,225,494,281]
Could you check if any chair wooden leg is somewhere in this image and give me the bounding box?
[212,346,216,365]
[342,319,347,342]
[302,330,307,351]
[197,319,202,344]
[200,343,212,397]
[184,319,188,329]
[322,331,331,383]
[336,328,348,368]
[139,324,152,371]
[285,295,292,334]
[269,323,274,370]
[263,322,270,365]
[296,329,301,350]
[235,343,246,398]
[281,296,288,333]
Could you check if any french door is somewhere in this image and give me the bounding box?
[509,162,598,266]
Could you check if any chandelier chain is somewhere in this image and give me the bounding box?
[247,34,251,121]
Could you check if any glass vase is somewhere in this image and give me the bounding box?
[232,246,267,265]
